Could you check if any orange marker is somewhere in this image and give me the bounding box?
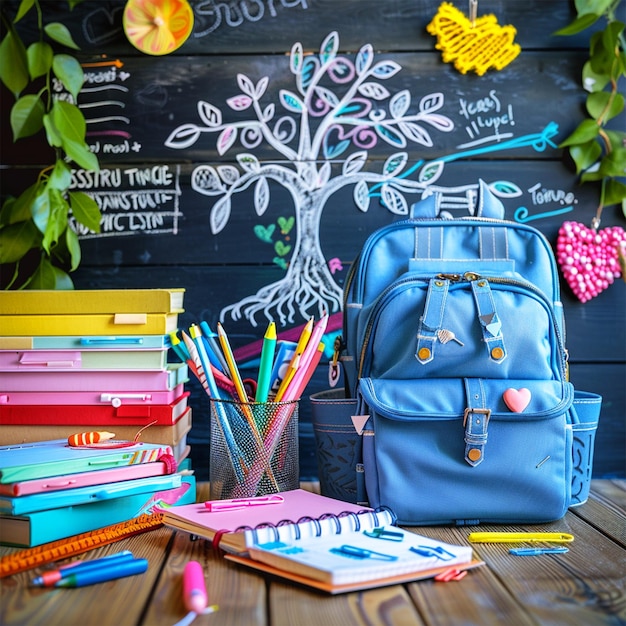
[68,431,115,447]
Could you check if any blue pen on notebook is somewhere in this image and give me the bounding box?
[54,558,148,587]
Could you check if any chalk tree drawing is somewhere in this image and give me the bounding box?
[164,31,557,326]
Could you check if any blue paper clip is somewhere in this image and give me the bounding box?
[330,545,397,561]
[363,527,404,542]
[409,545,456,561]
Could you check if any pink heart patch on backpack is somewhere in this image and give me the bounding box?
[503,388,531,413]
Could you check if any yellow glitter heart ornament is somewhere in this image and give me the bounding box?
[123,0,194,56]
[427,2,521,76]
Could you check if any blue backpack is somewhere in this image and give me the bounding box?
[341,180,601,525]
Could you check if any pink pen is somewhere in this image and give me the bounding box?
[183,561,208,614]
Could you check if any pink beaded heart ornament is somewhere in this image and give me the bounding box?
[556,221,626,303]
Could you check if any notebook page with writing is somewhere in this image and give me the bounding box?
[246,527,473,586]
[158,489,375,554]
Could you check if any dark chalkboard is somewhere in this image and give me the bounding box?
[1,0,624,480]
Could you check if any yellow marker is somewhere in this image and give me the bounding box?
[468,532,574,544]
[274,354,300,402]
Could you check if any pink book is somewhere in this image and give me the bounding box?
[159,489,375,554]
[0,383,185,406]
[0,363,187,392]
[0,457,177,497]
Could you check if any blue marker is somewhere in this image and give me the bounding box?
[32,551,136,586]
[55,558,148,587]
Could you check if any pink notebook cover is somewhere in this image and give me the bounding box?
[0,366,186,392]
[0,458,175,497]
[0,383,185,406]
[159,488,372,548]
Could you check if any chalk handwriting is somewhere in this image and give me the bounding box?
[194,0,308,37]
[457,89,516,148]
[70,165,182,238]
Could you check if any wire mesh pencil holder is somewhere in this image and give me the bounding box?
[209,398,300,500]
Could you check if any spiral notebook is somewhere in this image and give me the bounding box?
[160,489,480,592]
[159,489,371,554]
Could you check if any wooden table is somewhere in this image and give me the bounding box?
[1,480,624,625]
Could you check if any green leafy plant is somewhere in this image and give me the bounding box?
[0,0,101,289]
[555,0,626,224]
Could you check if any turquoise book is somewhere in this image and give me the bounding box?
[0,474,183,515]
[0,476,196,547]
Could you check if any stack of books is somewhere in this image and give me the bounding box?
[0,288,197,547]
[0,288,191,464]
[0,439,195,547]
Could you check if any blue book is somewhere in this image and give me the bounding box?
[0,439,174,484]
[0,474,183,515]
[0,476,196,547]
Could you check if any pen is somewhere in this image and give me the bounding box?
[281,314,328,401]
[54,557,148,587]
[216,323,250,404]
[182,330,246,481]
[216,322,279,491]
[199,321,229,373]
[273,354,300,402]
[168,332,190,362]
[204,494,284,511]
[32,551,135,586]
[255,321,277,402]
[468,532,574,544]
[509,547,570,556]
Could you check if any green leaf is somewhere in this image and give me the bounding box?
[14,0,36,22]
[554,13,599,36]
[64,139,99,171]
[44,22,80,50]
[586,90,625,122]
[27,42,53,80]
[42,188,68,254]
[0,197,16,227]
[0,221,40,263]
[559,118,600,147]
[0,29,29,97]
[29,257,73,289]
[582,59,610,92]
[31,187,51,234]
[69,191,101,232]
[575,0,613,13]
[10,94,45,140]
[43,113,63,147]
[51,100,85,142]
[50,101,99,170]
[47,160,72,191]
[52,54,84,99]
[65,226,81,270]
[9,182,41,224]
[598,146,626,176]
[604,179,626,206]
[569,139,602,174]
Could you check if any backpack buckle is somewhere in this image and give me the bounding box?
[463,407,491,467]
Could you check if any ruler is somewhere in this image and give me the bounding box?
[0,513,164,578]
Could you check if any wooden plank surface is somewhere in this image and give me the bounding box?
[1,481,625,626]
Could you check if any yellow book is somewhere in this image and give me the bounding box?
[0,289,184,315]
[0,313,179,336]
